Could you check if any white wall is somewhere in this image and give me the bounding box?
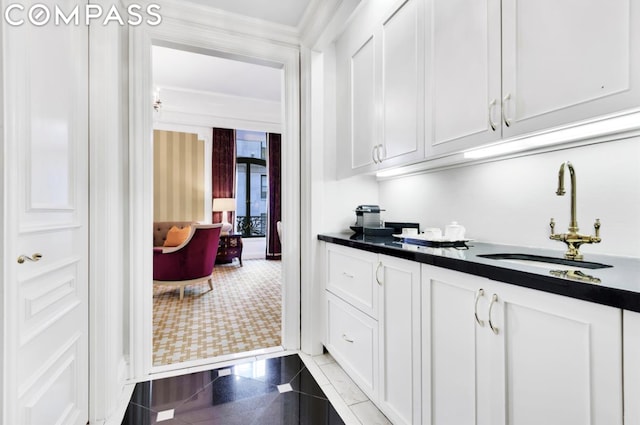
[378,137,640,258]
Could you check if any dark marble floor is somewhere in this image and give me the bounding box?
[122,354,346,425]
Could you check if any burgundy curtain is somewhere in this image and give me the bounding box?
[266,133,281,260]
[212,128,236,225]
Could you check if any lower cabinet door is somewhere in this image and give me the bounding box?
[421,264,623,425]
[378,255,421,425]
[326,292,378,399]
[491,281,623,425]
[421,265,488,425]
[624,310,640,425]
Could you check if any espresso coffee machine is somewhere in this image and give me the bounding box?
[351,205,394,236]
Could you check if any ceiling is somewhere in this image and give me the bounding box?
[152,46,282,102]
[184,0,312,27]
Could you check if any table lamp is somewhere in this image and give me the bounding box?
[213,198,236,234]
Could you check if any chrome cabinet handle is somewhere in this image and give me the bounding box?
[342,271,354,279]
[342,334,354,343]
[474,288,485,327]
[375,261,383,285]
[502,93,512,127]
[372,146,379,164]
[17,253,43,264]
[488,294,499,335]
[378,144,386,162]
[488,99,498,131]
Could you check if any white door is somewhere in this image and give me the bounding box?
[3,1,89,424]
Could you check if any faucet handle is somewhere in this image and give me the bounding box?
[549,218,556,235]
[594,218,601,238]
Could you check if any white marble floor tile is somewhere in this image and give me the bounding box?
[319,362,368,405]
[312,352,336,366]
[298,352,330,387]
[350,401,392,425]
[321,384,361,425]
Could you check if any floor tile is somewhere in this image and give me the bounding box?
[121,403,189,425]
[123,353,348,425]
[254,390,345,425]
[320,384,362,425]
[318,363,368,406]
[290,366,327,399]
[350,401,392,425]
[233,353,305,386]
[129,369,218,410]
[312,352,336,366]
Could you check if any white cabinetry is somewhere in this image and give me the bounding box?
[624,310,640,425]
[377,254,421,425]
[426,0,502,156]
[379,0,424,169]
[426,0,640,157]
[501,0,640,139]
[422,265,623,425]
[325,244,379,397]
[336,0,424,178]
[324,244,421,424]
[326,292,379,397]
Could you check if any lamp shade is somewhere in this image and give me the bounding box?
[212,198,236,212]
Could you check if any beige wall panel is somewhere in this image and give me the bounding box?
[153,130,205,222]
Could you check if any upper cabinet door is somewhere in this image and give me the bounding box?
[351,35,378,171]
[335,12,379,178]
[380,0,425,169]
[501,0,640,138]
[426,0,502,157]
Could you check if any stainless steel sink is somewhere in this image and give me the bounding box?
[477,253,612,270]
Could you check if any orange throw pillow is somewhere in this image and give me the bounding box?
[163,225,191,247]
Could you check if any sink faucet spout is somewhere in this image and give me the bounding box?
[556,162,578,231]
[549,161,601,260]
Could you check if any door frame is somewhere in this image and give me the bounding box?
[128,15,301,378]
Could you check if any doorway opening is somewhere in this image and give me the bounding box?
[150,45,285,370]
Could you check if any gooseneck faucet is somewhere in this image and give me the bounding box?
[549,161,601,260]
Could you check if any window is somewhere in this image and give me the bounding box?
[235,130,267,237]
[261,175,267,199]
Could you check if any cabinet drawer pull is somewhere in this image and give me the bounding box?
[372,146,379,164]
[488,294,499,335]
[488,99,497,131]
[342,334,354,343]
[474,288,485,327]
[342,271,355,279]
[375,261,383,285]
[502,93,512,127]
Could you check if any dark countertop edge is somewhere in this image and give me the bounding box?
[317,233,640,313]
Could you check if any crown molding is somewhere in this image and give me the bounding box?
[124,0,301,46]
[299,0,362,50]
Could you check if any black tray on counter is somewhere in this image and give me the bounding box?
[350,226,395,236]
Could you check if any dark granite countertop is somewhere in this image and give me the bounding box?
[318,232,640,312]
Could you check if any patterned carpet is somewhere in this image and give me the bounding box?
[153,259,282,366]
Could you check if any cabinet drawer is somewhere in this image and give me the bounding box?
[326,292,378,398]
[326,244,378,318]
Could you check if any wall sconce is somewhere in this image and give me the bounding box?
[153,90,162,112]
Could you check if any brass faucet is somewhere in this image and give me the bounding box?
[549,161,601,260]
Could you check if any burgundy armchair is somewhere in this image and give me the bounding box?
[153,223,223,300]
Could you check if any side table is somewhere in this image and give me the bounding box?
[216,234,243,266]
